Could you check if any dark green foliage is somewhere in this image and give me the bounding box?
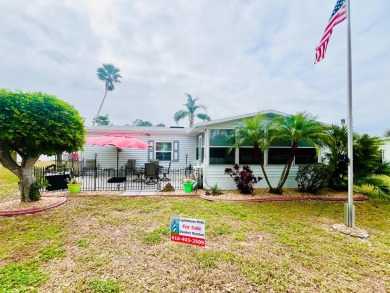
[225,164,262,194]
[132,119,153,126]
[295,164,331,194]
[0,90,85,157]
[0,90,85,201]
[93,114,110,126]
[325,125,390,198]
[28,182,41,201]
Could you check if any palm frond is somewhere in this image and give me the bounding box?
[173,110,188,124]
[196,113,211,121]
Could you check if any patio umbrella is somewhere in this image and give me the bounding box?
[85,136,150,178]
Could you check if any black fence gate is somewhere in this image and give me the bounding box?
[34,162,203,192]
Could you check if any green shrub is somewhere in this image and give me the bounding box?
[210,184,222,195]
[28,182,41,201]
[295,164,331,194]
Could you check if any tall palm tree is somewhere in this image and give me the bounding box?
[230,113,274,190]
[173,93,211,127]
[270,112,331,194]
[94,64,122,126]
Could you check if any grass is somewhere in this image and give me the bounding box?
[0,165,389,292]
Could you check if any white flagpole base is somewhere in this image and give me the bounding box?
[344,203,355,227]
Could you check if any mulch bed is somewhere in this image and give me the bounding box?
[0,188,368,216]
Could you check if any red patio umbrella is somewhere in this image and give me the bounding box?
[85,136,150,150]
[85,136,151,178]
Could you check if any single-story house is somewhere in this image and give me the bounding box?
[81,110,322,190]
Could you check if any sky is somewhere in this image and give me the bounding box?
[1,0,389,136]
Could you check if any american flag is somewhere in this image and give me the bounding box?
[315,0,346,63]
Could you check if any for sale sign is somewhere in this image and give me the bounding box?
[170,217,206,247]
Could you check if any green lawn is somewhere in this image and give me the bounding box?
[0,165,389,292]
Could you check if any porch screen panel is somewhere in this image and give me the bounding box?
[239,148,263,164]
[209,129,235,165]
[295,148,317,164]
[268,148,290,165]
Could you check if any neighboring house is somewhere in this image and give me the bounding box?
[382,137,390,162]
[81,110,321,190]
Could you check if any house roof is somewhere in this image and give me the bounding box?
[86,125,191,136]
[86,110,300,136]
[191,109,289,130]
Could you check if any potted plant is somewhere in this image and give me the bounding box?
[182,175,196,193]
[67,176,82,194]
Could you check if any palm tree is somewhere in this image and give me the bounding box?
[324,124,349,190]
[353,134,390,197]
[230,113,274,190]
[173,93,211,127]
[94,64,122,126]
[326,125,390,198]
[270,112,331,194]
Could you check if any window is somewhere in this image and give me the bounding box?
[239,148,263,164]
[155,142,172,161]
[268,148,290,165]
[268,147,317,164]
[295,148,317,164]
[209,129,235,165]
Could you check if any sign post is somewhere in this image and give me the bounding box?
[170,217,206,247]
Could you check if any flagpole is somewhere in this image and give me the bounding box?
[345,0,355,227]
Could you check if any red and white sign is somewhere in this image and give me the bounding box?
[170,217,206,247]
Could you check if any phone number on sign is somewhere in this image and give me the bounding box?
[171,235,205,246]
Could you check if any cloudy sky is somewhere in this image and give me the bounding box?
[1,0,389,135]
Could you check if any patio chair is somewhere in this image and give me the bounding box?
[150,159,159,167]
[125,159,136,176]
[161,160,172,181]
[144,163,159,184]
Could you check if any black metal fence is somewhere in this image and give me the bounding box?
[34,162,203,192]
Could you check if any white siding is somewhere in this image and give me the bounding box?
[81,134,197,170]
[203,164,299,190]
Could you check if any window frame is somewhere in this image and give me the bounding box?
[209,129,235,165]
[155,141,173,161]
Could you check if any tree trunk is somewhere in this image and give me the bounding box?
[56,151,63,167]
[0,142,39,202]
[19,160,37,202]
[259,162,273,190]
[253,145,274,191]
[275,144,298,193]
[94,90,108,126]
[189,113,194,127]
